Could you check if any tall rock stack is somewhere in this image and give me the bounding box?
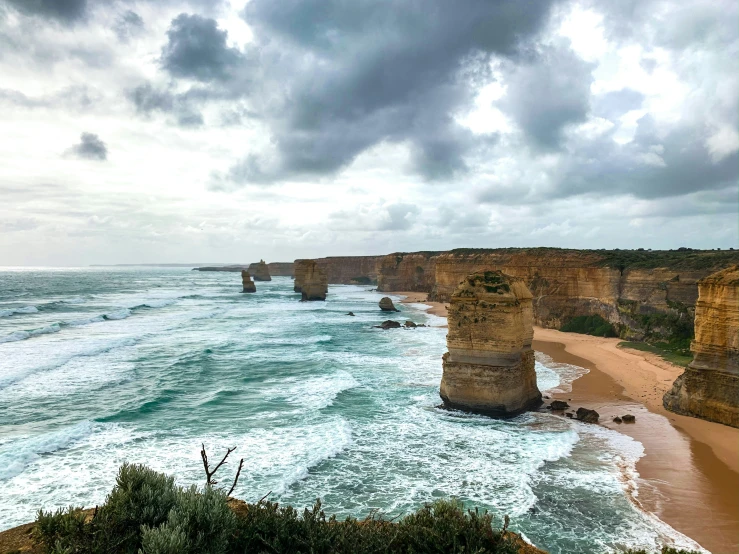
[293,259,311,293]
[241,270,256,293]
[300,261,329,301]
[440,270,542,416]
[664,265,739,427]
[248,260,272,281]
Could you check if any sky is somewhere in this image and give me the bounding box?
[0,0,737,266]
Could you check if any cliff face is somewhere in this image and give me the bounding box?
[376,248,738,338]
[375,253,439,292]
[267,262,294,277]
[293,256,381,290]
[300,261,328,301]
[248,260,272,281]
[440,271,541,416]
[663,265,739,427]
[241,270,256,293]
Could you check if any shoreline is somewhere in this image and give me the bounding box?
[395,291,739,553]
[533,328,738,554]
[395,291,448,321]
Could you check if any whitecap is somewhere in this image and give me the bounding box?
[0,305,39,317]
[104,309,131,320]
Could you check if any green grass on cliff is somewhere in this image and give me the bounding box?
[618,341,693,368]
[560,315,618,337]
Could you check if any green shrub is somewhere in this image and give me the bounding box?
[561,315,618,337]
[140,486,236,554]
[34,506,90,553]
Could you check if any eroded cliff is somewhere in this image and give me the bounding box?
[663,265,739,427]
[440,271,541,416]
[376,248,738,339]
[267,262,294,277]
[300,261,329,301]
[241,270,256,293]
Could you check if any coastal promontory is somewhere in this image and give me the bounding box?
[440,271,542,416]
[664,265,739,427]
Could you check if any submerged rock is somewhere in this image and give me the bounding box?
[549,400,569,411]
[575,407,599,423]
[439,270,542,417]
[404,320,417,328]
[347,312,355,316]
[248,260,272,281]
[379,297,399,312]
[565,412,574,418]
[621,414,636,423]
[376,320,401,329]
[241,270,256,293]
[613,416,623,423]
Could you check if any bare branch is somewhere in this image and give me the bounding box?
[227,458,244,497]
[201,444,239,488]
[258,491,272,504]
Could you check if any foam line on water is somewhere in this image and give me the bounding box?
[0,305,39,317]
[0,323,62,343]
[0,421,95,481]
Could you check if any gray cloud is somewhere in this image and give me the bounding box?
[161,13,245,82]
[499,43,594,150]
[380,203,420,231]
[4,0,87,24]
[216,0,556,185]
[69,132,107,160]
[127,83,204,127]
[114,10,144,41]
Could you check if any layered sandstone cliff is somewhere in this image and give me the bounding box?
[241,270,256,293]
[440,271,542,416]
[663,265,739,427]
[267,262,294,277]
[300,261,329,301]
[375,248,738,339]
[248,260,271,281]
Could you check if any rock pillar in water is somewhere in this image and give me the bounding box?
[300,261,328,301]
[248,260,272,281]
[440,270,542,416]
[664,265,739,427]
[379,297,399,311]
[241,270,256,293]
[293,259,311,293]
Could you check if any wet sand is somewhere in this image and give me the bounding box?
[533,327,739,554]
[396,291,448,320]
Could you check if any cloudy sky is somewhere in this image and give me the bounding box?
[0,0,736,265]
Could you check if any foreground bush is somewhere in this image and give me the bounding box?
[34,464,521,554]
[33,463,702,554]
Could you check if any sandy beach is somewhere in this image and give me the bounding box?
[398,291,739,553]
[397,291,448,320]
[533,328,739,554]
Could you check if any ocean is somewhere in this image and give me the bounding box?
[0,268,704,553]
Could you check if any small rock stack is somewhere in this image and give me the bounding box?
[440,270,542,416]
[301,261,328,301]
[241,270,256,293]
[379,297,399,312]
[248,260,272,281]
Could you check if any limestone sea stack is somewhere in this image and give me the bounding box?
[248,260,272,281]
[293,259,310,293]
[300,261,328,301]
[241,270,256,293]
[440,270,542,416]
[379,297,399,312]
[663,265,739,427]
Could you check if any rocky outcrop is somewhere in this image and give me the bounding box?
[300,261,328,301]
[267,262,294,277]
[663,265,739,427]
[241,271,256,293]
[379,297,399,312]
[376,320,401,329]
[576,407,599,423]
[376,248,739,339]
[440,271,542,416]
[248,260,272,281]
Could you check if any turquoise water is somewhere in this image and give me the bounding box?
[0,268,704,553]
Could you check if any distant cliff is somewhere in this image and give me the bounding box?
[663,265,739,427]
[294,256,382,287]
[267,262,294,277]
[374,248,739,339]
